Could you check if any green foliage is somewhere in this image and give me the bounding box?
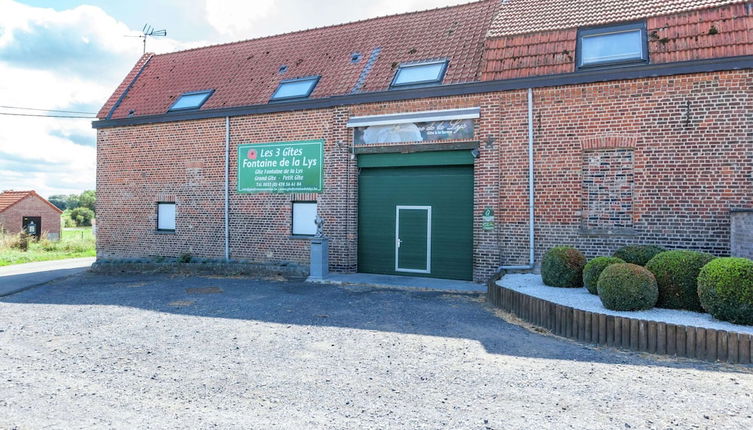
[612,245,666,266]
[62,213,77,228]
[78,190,96,212]
[69,207,94,227]
[0,228,95,266]
[541,246,587,288]
[583,256,625,294]
[645,250,716,311]
[48,194,68,211]
[597,263,658,311]
[178,253,192,264]
[65,193,81,210]
[697,258,753,325]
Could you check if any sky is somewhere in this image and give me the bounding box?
[0,0,470,198]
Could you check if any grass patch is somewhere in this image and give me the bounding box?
[0,227,95,267]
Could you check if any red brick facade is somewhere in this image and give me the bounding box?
[0,193,62,238]
[96,67,752,280]
[95,1,753,281]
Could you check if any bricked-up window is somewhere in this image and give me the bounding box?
[390,60,448,88]
[577,22,648,69]
[157,202,176,231]
[271,76,319,101]
[292,202,317,236]
[582,150,634,231]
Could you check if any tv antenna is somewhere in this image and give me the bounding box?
[125,24,167,54]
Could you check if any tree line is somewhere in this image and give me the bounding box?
[49,190,95,227]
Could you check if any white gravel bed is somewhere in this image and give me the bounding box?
[498,273,753,335]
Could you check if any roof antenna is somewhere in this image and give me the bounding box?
[125,24,167,55]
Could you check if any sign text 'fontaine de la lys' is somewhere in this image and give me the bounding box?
[237,140,323,193]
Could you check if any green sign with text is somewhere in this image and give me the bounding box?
[237,140,323,193]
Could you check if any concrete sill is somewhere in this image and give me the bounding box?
[288,235,314,240]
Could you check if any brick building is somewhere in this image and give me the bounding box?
[0,190,63,240]
[94,0,753,281]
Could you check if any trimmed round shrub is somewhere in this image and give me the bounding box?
[612,245,666,266]
[583,256,625,295]
[697,258,753,325]
[541,246,587,288]
[597,263,658,311]
[645,250,716,311]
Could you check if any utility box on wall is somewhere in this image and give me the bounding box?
[731,209,753,259]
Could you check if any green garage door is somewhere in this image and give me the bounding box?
[358,154,473,280]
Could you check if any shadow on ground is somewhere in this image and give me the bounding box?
[1,272,748,373]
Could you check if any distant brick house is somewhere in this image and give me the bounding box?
[0,190,63,240]
[94,0,753,281]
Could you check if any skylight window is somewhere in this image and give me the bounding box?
[391,60,448,88]
[577,22,648,69]
[168,90,213,111]
[270,76,320,101]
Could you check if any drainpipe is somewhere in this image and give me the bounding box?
[500,87,535,271]
[224,116,230,262]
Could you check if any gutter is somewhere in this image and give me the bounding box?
[92,55,753,129]
[500,87,535,271]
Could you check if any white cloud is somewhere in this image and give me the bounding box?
[204,0,276,40]
[0,0,201,198]
[0,0,468,198]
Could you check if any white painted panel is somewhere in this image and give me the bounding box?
[158,203,176,230]
[293,202,317,235]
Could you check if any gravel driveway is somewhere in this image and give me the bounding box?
[0,273,751,429]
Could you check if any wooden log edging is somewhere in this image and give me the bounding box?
[486,275,753,364]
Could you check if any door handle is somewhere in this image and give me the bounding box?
[396,238,402,248]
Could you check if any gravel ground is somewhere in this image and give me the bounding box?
[0,273,751,429]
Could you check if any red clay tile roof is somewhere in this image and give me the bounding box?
[482,1,753,80]
[488,0,745,37]
[98,0,500,119]
[0,190,63,214]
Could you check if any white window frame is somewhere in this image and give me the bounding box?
[270,76,320,101]
[157,202,176,232]
[168,90,214,111]
[390,59,448,88]
[292,201,317,236]
[576,22,648,69]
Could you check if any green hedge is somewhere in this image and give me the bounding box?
[597,263,658,311]
[541,246,587,288]
[645,250,716,312]
[583,256,625,295]
[697,258,753,325]
[613,245,666,266]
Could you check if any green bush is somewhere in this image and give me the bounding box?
[645,250,716,311]
[69,207,94,227]
[597,263,658,311]
[583,256,625,294]
[612,245,666,266]
[541,246,587,288]
[697,258,753,325]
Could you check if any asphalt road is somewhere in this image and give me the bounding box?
[0,272,751,429]
[0,257,95,296]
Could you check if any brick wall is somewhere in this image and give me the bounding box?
[96,69,752,280]
[497,69,752,267]
[731,210,753,259]
[581,149,634,232]
[0,196,61,237]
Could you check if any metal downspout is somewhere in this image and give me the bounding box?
[224,116,230,261]
[500,87,535,270]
